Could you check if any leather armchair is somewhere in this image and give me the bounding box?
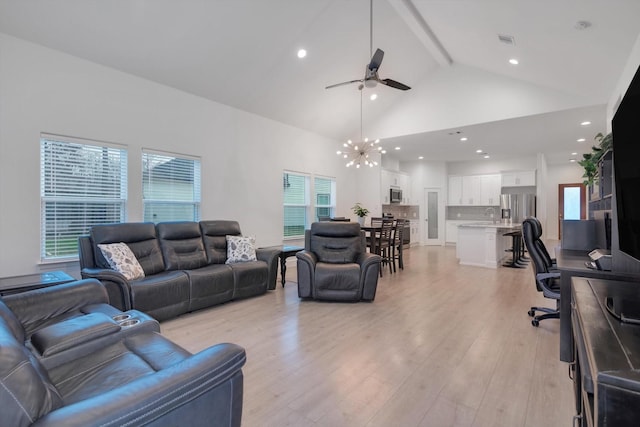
[296,222,382,301]
[0,279,245,427]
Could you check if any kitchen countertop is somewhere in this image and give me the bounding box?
[457,222,521,229]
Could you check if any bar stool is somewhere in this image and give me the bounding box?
[503,230,528,268]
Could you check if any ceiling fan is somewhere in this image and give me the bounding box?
[325,0,411,91]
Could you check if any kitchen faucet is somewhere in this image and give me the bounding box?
[485,207,497,223]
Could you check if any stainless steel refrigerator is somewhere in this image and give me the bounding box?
[500,193,536,224]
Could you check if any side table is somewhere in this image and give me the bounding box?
[0,271,75,296]
[261,245,304,287]
[279,246,304,286]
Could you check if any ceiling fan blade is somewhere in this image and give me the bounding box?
[368,48,384,72]
[380,78,411,91]
[325,79,364,89]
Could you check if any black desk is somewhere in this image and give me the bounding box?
[556,249,638,362]
[0,271,75,296]
[572,277,640,426]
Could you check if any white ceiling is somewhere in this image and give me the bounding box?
[1,0,639,165]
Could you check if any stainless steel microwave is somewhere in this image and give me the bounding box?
[390,188,403,203]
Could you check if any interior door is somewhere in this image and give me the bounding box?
[423,188,444,246]
[558,183,586,238]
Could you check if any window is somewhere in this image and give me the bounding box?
[142,150,201,223]
[283,172,309,238]
[314,176,336,221]
[40,135,127,261]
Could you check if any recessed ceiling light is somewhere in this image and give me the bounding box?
[483,155,490,159]
[570,159,577,162]
[460,137,468,141]
[381,150,386,154]
[297,49,307,59]
[509,58,519,65]
[418,156,424,160]
[395,147,401,150]
[581,121,591,126]
[571,152,578,156]
[476,149,483,153]
[577,138,586,142]
[370,93,377,101]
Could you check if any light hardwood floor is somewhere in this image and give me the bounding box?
[161,245,574,427]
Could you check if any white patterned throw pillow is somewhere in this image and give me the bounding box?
[225,235,257,264]
[98,242,145,281]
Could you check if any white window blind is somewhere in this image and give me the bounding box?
[283,172,309,238]
[40,135,127,261]
[142,150,201,223]
[314,176,336,221]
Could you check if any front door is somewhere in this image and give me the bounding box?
[558,183,586,238]
[424,188,444,246]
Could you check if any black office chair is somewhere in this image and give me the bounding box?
[529,217,557,269]
[522,217,561,327]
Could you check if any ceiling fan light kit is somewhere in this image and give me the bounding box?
[329,0,410,169]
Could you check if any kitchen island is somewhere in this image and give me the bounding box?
[456,222,521,268]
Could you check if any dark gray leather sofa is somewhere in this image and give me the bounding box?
[296,222,382,301]
[79,220,279,321]
[0,279,245,427]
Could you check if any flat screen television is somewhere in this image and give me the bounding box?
[613,63,640,264]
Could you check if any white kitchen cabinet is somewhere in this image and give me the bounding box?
[399,174,411,204]
[449,174,501,206]
[380,169,391,204]
[409,219,420,245]
[446,221,460,243]
[462,175,481,205]
[382,169,411,204]
[480,174,501,205]
[448,176,463,205]
[445,220,484,243]
[501,170,536,187]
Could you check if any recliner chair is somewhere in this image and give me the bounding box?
[522,217,561,327]
[296,222,382,301]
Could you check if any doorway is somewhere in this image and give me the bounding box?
[423,188,444,246]
[558,183,586,238]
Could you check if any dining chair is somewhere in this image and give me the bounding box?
[378,218,395,275]
[392,219,406,272]
[366,217,383,255]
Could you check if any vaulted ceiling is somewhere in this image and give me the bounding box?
[1,0,639,165]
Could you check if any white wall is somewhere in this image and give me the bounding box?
[0,33,358,277]
[608,33,640,123]
[370,63,596,140]
[399,160,447,244]
[446,156,537,176]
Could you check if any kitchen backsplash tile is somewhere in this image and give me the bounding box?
[447,205,500,221]
[382,204,420,219]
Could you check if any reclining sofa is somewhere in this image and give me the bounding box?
[0,279,245,426]
[79,220,279,321]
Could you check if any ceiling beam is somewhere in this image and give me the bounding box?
[388,0,453,67]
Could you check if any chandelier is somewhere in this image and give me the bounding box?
[336,85,384,168]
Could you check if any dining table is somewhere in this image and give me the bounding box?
[361,225,383,255]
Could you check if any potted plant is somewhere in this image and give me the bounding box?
[578,132,612,186]
[352,203,369,225]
